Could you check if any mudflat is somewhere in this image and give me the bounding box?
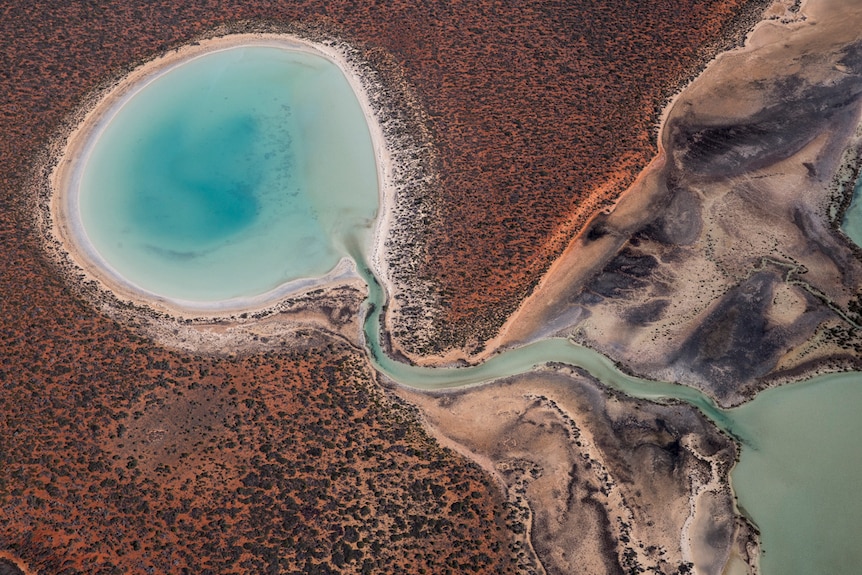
[487,0,862,406]
[394,368,756,574]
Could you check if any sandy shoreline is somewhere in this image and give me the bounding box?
[44,32,400,323]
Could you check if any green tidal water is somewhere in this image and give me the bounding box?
[843,177,862,248]
[77,45,377,302]
[727,372,862,575]
[351,246,862,575]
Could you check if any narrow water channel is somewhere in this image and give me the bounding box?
[349,240,862,575]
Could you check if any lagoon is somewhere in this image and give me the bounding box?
[75,44,378,303]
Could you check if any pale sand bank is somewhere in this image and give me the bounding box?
[45,32,399,324]
[390,367,754,575]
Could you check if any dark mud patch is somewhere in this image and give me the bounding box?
[671,270,831,402]
[641,187,702,246]
[624,299,671,325]
[581,250,659,299]
[668,66,862,180]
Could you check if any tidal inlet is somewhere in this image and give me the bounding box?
[2,0,862,574]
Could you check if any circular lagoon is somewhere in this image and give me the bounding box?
[56,39,379,309]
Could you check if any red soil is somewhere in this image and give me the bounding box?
[0,320,515,573]
[0,0,769,571]
[5,0,768,359]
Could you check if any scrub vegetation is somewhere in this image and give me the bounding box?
[0,314,514,573]
[378,0,773,358]
[0,0,775,572]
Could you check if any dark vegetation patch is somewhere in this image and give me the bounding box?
[0,559,25,575]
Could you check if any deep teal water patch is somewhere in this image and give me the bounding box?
[77,45,377,302]
[128,111,263,251]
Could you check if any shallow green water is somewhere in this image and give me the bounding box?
[842,177,862,247]
[353,247,862,574]
[727,372,862,575]
[77,45,377,302]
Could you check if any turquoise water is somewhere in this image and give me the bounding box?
[728,372,862,575]
[77,45,378,302]
[843,177,862,247]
